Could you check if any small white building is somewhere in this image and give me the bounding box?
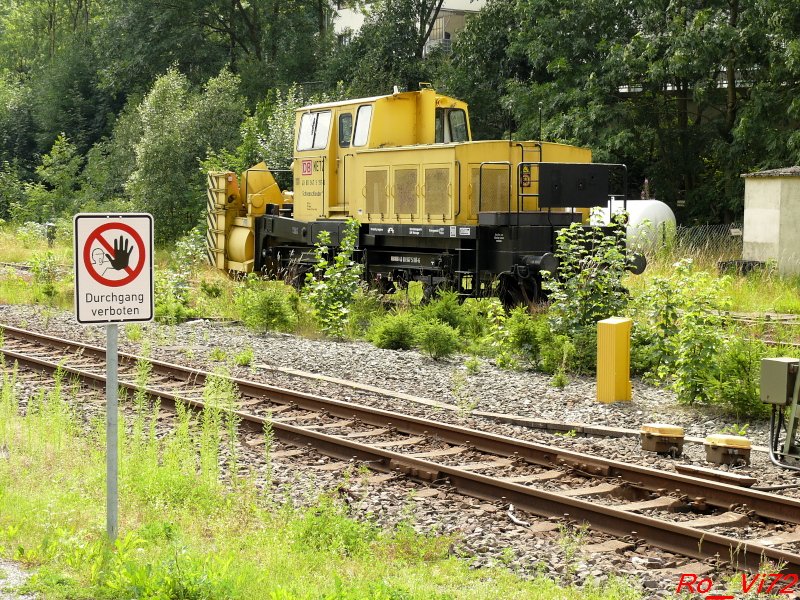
[333,0,485,53]
[742,166,800,275]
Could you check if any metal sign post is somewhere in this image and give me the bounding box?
[106,323,119,542]
[74,213,153,543]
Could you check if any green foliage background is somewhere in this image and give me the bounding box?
[0,0,798,236]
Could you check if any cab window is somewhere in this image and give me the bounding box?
[339,113,353,147]
[353,105,372,146]
[435,108,468,143]
[296,110,332,151]
[449,109,468,142]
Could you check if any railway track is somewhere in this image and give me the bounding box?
[2,323,800,575]
[725,311,800,348]
[728,311,800,326]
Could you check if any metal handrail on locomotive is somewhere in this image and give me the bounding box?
[206,86,645,302]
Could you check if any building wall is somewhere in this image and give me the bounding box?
[778,179,800,275]
[743,175,800,275]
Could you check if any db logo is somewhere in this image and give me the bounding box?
[676,572,800,598]
[301,160,312,176]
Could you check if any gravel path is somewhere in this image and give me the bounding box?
[3,303,800,598]
[0,561,33,600]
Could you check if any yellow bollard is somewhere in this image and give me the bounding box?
[596,317,632,403]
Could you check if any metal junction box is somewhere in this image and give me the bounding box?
[760,357,799,406]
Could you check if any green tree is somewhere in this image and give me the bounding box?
[80,100,144,210]
[0,161,25,221]
[0,75,36,172]
[440,0,527,138]
[324,0,444,95]
[30,36,116,155]
[127,68,246,241]
[12,133,83,223]
[452,0,794,220]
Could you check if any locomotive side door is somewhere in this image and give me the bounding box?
[334,110,353,214]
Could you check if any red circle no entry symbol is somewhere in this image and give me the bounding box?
[83,222,146,287]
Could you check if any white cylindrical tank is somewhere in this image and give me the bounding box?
[591,199,676,251]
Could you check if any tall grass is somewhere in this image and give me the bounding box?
[638,224,742,273]
[630,224,800,314]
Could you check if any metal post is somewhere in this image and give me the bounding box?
[106,323,118,543]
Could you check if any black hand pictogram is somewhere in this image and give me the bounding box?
[105,235,133,270]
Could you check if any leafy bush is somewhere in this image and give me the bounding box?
[30,251,59,301]
[713,336,768,419]
[302,219,363,338]
[417,289,466,330]
[539,332,575,375]
[369,312,417,350]
[415,319,461,360]
[544,221,630,337]
[461,297,506,356]
[632,259,731,404]
[504,307,543,364]
[344,286,385,339]
[569,326,598,375]
[672,307,727,405]
[234,276,298,332]
[461,297,504,337]
[154,271,197,324]
[630,323,659,376]
[171,225,207,276]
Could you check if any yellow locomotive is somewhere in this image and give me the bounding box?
[207,86,639,302]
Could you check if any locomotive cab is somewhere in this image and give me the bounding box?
[207,87,642,302]
[291,88,471,223]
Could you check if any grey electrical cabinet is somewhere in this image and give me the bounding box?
[760,357,799,406]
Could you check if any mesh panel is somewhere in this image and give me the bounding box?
[394,169,418,215]
[424,168,450,216]
[471,168,510,214]
[366,169,388,214]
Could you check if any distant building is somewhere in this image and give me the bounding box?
[333,0,485,54]
[742,166,800,275]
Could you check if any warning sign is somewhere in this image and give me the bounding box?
[521,165,532,188]
[74,214,154,324]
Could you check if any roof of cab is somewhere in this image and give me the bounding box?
[299,89,462,112]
